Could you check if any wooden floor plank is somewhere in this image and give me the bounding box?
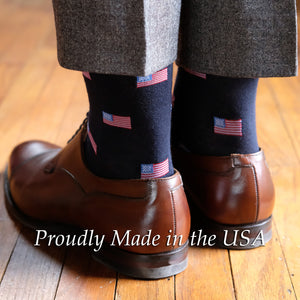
[0,173,20,283]
[0,7,29,56]
[0,228,65,300]
[116,275,175,300]
[230,231,296,300]
[229,77,300,299]
[0,63,22,106]
[256,79,299,170]
[0,4,53,62]
[262,76,300,297]
[18,64,81,144]
[53,74,89,146]
[0,46,57,169]
[0,1,16,19]
[176,247,235,300]
[0,11,53,65]
[265,77,300,162]
[55,247,117,300]
[272,167,300,297]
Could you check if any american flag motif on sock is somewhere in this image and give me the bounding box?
[214,117,243,136]
[185,68,206,79]
[141,158,169,179]
[82,72,91,80]
[87,122,97,154]
[102,111,132,129]
[137,68,168,88]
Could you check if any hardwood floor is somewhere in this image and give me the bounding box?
[0,1,299,299]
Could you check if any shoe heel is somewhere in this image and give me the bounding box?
[92,241,189,279]
[191,213,272,250]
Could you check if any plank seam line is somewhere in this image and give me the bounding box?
[0,14,56,114]
[53,74,85,144]
[228,250,238,300]
[273,219,297,298]
[14,58,57,143]
[113,272,119,300]
[265,80,300,165]
[174,274,176,300]
[0,226,21,286]
[53,247,68,300]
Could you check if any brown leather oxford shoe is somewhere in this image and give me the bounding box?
[4,121,191,279]
[172,147,275,249]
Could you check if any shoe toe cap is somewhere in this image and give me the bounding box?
[8,140,60,177]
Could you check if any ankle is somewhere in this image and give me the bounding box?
[172,68,259,156]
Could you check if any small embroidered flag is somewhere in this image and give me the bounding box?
[102,111,132,129]
[82,72,91,80]
[137,68,168,88]
[141,158,169,179]
[87,122,97,154]
[185,68,207,79]
[214,117,242,136]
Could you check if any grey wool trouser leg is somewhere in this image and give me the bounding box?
[52,0,298,77]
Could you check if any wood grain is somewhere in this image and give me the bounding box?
[272,167,300,297]
[0,173,20,283]
[263,76,300,297]
[55,247,116,300]
[0,46,57,169]
[116,275,175,300]
[230,227,295,300]
[0,228,65,300]
[176,247,235,300]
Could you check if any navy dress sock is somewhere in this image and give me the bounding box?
[83,65,174,179]
[172,67,259,156]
